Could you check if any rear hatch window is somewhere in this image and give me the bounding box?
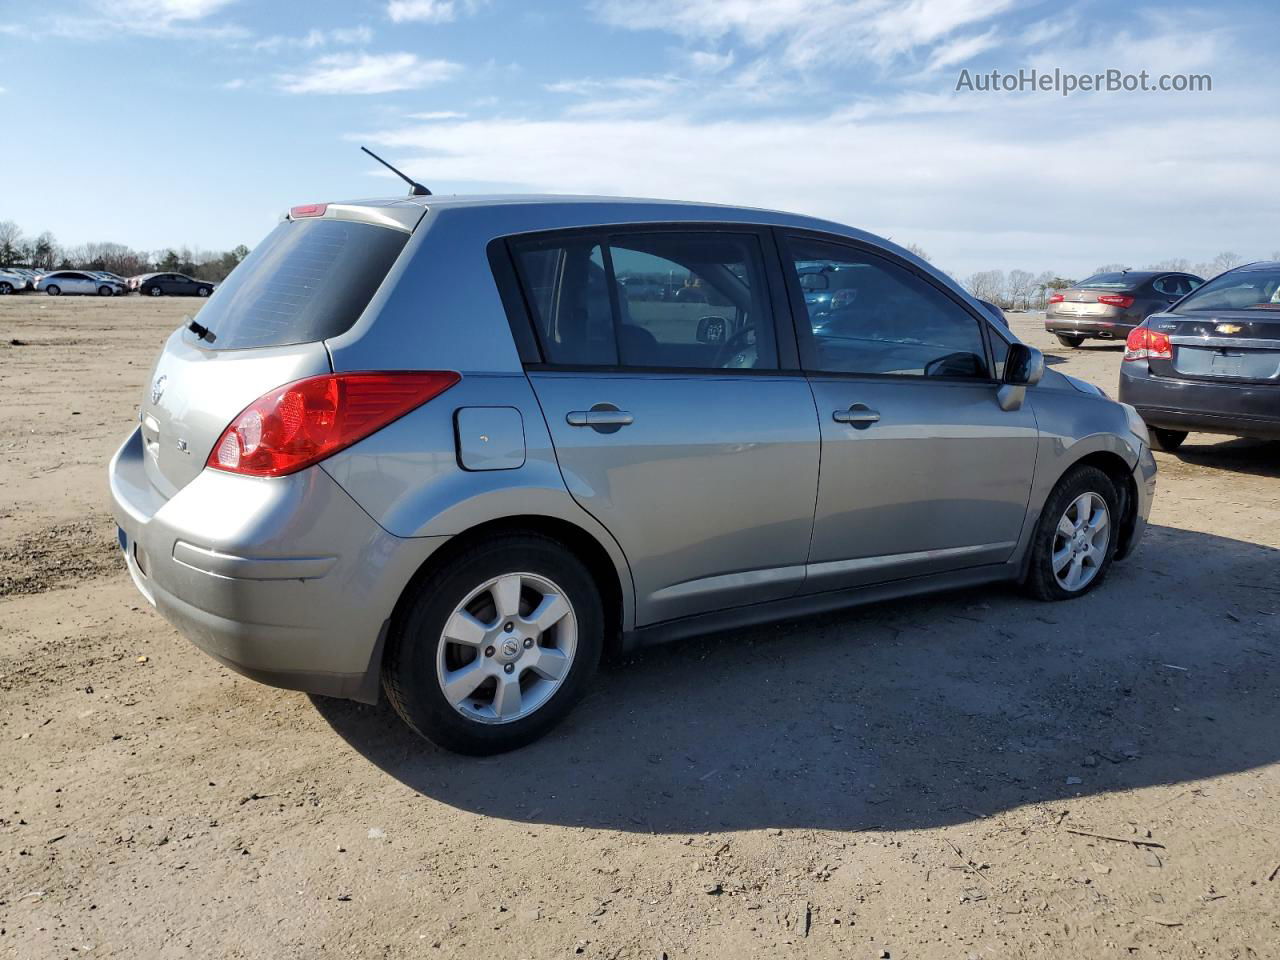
[194,217,409,350]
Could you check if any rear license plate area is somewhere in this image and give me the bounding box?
[1210,351,1244,377]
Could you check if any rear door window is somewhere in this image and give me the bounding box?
[194,217,410,350]
[509,229,778,370]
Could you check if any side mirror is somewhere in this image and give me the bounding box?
[1004,343,1044,386]
[696,315,727,344]
[997,343,1044,411]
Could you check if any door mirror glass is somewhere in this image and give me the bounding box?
[696,315,727,343]
[1003,343,1044,386]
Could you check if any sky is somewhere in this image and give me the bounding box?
[1,0,1278,278]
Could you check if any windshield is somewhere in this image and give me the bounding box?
[1077,272,1140,290]
[194,217,410,350]
[1175,266,1280,312]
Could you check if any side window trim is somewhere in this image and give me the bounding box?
[773,228,997,383]
[500,222,788,374]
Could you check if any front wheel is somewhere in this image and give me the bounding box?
[1056,334,1085,348]
[1023,465,1120,601]
[45,285,61,296]
[196,286,212,297]
[383,533,604,755]
[98,285,114,297]
[1149,427,1187,452]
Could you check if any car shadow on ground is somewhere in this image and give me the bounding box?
[1169,436,1279,479]
[314,524,1279,835]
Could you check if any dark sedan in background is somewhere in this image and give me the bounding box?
[1046,270,1203,348]
[1119,261,1280,450]
[134,272,215,297]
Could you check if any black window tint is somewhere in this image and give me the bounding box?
[195,218,409,350]
[511,230,777,370]
[608,233,775,369]
[511,236,617,365]
[788,238,989,379]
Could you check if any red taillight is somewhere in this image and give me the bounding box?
[289,203,328,218]
[1097,293,1135,308]
[1048,293,1064,303]
[1123,327,1172,362]
[207,372,460,477]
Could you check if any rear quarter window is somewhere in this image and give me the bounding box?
[195,217,409,350]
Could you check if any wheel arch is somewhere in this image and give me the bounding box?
[385,514,632,667]
[1069,449,1140,560]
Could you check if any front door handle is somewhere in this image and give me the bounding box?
[832,403,880,427]
[566,409,634,428]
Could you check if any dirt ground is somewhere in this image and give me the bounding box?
[1,296,1278,960]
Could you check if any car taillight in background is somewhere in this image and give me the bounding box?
[289,203,328,218]
[1123,326,1172,362]
[207,371,460,477]
[1097,293,1135,308]
[1048,293,1065,303]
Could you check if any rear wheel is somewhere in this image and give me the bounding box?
[0,282,12,295]
[196,286,212,297]
[1024,465,1120,601]
[1056,334,1085,348]
[383,533,603,755]
[46,285,61,296]
[1149,427,1188,452]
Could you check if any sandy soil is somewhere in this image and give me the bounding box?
[1,296,1278,960]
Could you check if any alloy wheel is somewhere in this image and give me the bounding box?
[1051,491,1110,592]
[436,572,578,724]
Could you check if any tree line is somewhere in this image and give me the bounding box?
[0,220,250,284]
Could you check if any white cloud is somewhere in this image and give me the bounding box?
[278,52,461,95]
[222,77,245,90]
[93,0,236,23]
[252,25,373,52]
[386,0,485,23]
[51,0,245,38]
[591,0,1017,70]
[408,110,468,120]
[353,73,1280,277]
[684,49,735,74]
[920,28,1000,73]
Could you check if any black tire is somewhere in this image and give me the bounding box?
[0,282,12,295]
[148,286,162,297]
[1023,464,1121,602]
[196,286,212,297]
[1149,427,1188,452]
[1056,334,1085,348]
[98,285,113,297]
[46,285,61,296]
[383,533,604,755]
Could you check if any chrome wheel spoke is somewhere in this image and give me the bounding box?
[492,675,524,719]
[525,592,569,635]
[529,646,570,682]
[440,661,488,707]
[492,574,523,620]
[1052,544,1073,574]
[445,609,489,647]
[1057,514,1076,539]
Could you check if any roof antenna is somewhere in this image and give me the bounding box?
[360,146,431,196]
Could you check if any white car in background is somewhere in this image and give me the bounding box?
[37,270,125,296]
[0,268,30,294]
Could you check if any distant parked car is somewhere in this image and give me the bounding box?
[1119,260,1280,449]
[0,268,29,294]
[138,272,214,298]
[37,270,124,296]
[1046,270,1204,348]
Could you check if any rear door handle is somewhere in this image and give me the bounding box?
[832,404,880,427]
[566,409,634,427]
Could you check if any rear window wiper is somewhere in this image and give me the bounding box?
[186,317,216,343]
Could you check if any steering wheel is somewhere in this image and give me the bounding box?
[716,325,757,369]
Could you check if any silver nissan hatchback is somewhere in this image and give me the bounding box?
[109,194,1157,754]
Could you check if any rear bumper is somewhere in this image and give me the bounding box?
[109,427,449,702]
[1044,315,1134,339]
[1119,362,1280,440]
